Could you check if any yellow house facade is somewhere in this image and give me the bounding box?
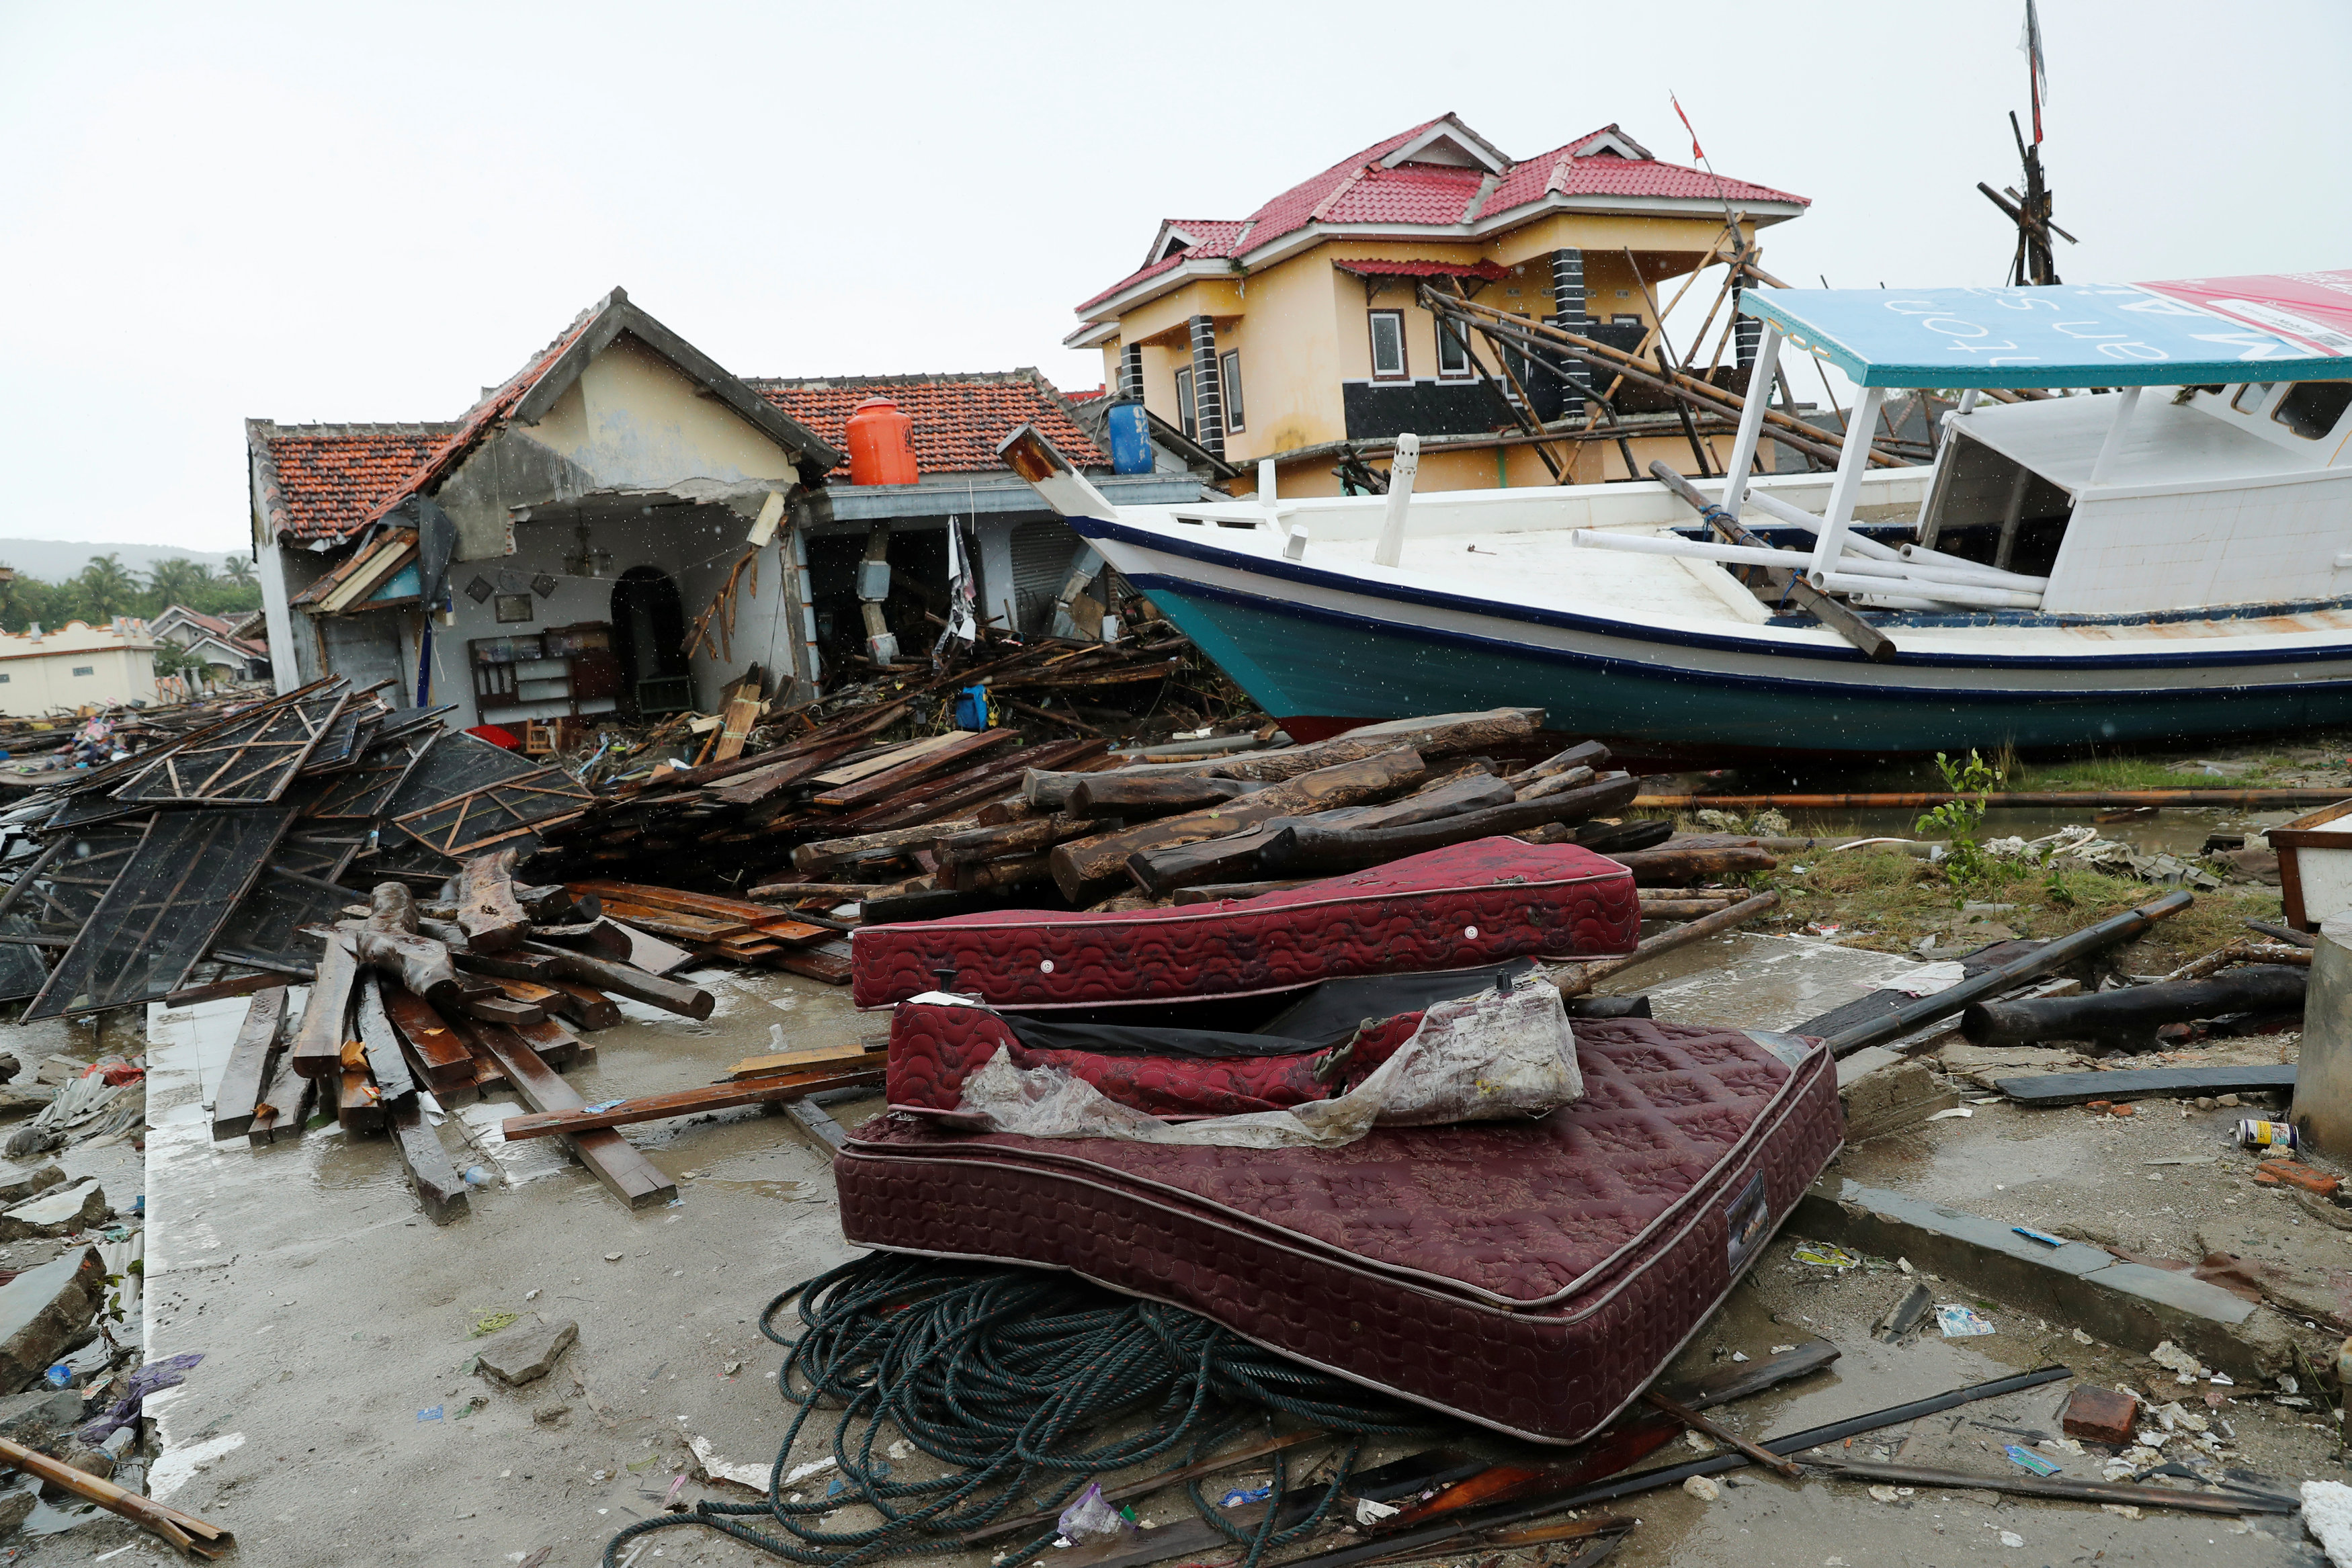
[1068,116,1808,496]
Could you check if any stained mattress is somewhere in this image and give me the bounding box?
[850,838,1640,1010]
[837,1017,1841,1442]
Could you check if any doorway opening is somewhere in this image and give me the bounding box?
[610,568,691,715]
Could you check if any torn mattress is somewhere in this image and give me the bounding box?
[850,838,1640,1009]
[836,1017,1841,1442]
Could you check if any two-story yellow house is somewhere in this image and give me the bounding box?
[1067,114,1808,495]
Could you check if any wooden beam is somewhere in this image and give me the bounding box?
[519,943,714,1020]
[461,1020,677,1209]
[388,1100,468,1225]
[379,988,474,1092]
[351,977,417,1105]
[209,987,288,1141]
[499,1065,886,1141]
[288,934,360,1079]
[247,1040,315,1145]
[455,848,530,951]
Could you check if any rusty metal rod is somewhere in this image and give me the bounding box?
[1632,789,2349,810]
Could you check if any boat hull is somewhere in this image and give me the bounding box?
[1075,519,2352,756]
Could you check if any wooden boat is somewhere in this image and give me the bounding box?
[1003,273,2352,757]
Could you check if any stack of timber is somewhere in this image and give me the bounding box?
[205,846,887,1221]
[739,708,1787,951]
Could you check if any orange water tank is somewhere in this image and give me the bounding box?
[845,396,918,486]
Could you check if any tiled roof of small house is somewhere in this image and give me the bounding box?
[247,421,456,543]
[745,372,1111,476]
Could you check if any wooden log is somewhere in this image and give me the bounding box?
[746,880,886,904]
[519,942,715,1020]
[1255,773,1642,879]
[542,979,624,1031]
[1962,965,2307,1050]
[1649,461,1897,662]
[0,1432,233,1559]
[792,818,982,875]
[452,947,559,981]
[1127,774,1519,896]
[499,1065,888,1141]
[848,740,1109,833]
[1638,897,1745,919]
[364,881,418,933]
[1642,1390,1800,1479]
[1064,773,1273,820]
[456,848,530,951]
[1603,844,1778,885]
[209,986,288,1141]
[1576,819,1677,855]
[353,928,465,1009]
[954,853,1053,894]
[974,797,1040,826]
[1050,747,1428,902]
[461,1020,677,1209]
[933,813,1105,867]
[351,977,417,1105]
[389,1100,468,1225]
[1185,708,1544,782]
[165,968,301,1007]
[728,1042,882,1079]
[247,1043,315,1145]
[1513,765,1595,802]
[380,989,474,1092]
[1505,740,1609,785]
[288,934,360,1079]
[586,901,741,944]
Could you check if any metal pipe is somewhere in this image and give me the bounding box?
[1632,789,2348,809]
[1574,532,2033,602]
[1818,570,2042,610]
[1818,890,2194,1058]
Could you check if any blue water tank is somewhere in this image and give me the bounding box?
[1105,401,1153,475]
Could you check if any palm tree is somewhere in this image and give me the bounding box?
[73,555,139,623]
[144,558,216,617]
[221,556,257,589]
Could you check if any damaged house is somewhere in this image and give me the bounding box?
[247,288,1205,730]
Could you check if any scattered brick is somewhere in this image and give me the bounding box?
[2255,1160,2339,1197]
[2062,1385,2140,1446]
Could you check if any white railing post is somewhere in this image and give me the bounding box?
[1257,458,1277,503]
[2086,386,2142,487]
[1373,434,1421,568]
[1806,384,1886,585]
[1720,320,1782,520]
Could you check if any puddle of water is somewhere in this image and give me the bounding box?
[456,1102,573,1186]
[1604,935,1918,1031]
[689,1178,814,1201]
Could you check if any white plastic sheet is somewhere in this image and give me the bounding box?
[952,975,1581,1148]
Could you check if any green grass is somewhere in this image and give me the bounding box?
[1763,846,2282,968]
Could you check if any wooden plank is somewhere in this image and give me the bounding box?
[351,977,417,1105]
[806,732,965,789]
[288,934,360,1079]
[1995,1063,2296,1106]
[499,1065,887,1140]
[712,690,763,763]
[388,1100,468,1224]
[836,742,1099,834]
[379,988,474,1091]
[513,1014,582,1066]
[595,919,697,976]
[464,1020,677,1209]
[165,969,300,1008]
[728,1043,882,1080]
[704,742,866,807]
[209,987,288,1141]
[462,993,546,1027]
[246,1022,314,1145]
[591,900,747,942]
[791,818,982,876]
[769,939,853,986]
[812,730,1020,811]
[563,880,791,924]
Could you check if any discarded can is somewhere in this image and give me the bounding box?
[2238,1119,2299,1151]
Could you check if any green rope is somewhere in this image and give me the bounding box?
[602,1254,1431,1568]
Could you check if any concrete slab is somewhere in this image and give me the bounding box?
[0,1248,105,1392]
[1602,934,1921,1031]
[0,1178,106,1240]
[474,1316,577,1388]
[0,1162,64,1206]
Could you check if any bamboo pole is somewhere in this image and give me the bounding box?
[0,1434,233,1557]
[1632,789,2349,810]
[1548,891,1781,997]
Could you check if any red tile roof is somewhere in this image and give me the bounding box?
[1077,114,1808,314]
[745,372,1111,476]
[1333,259,1506,280]
[247,422,455,543]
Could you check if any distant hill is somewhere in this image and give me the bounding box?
[0,539,252,584]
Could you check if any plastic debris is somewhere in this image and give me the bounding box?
[1792,1244,1861,1270]
[1935,1304,1995,1338]
[1058,1484,1130,1542]
[2149,1340,2206,1383]
[1218,1485,1273,1508]
[2005,1444,2060,1476]
[418,1406,444,1422]
[1353,1498,1399,1525]
[693,1436,774,1491]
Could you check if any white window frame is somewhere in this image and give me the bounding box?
[1368,310,1408,382]
[1435,318,1471,380]
[1219,350,1245,432]
[1174,366,1195,438]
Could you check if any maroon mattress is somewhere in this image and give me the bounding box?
[850,838,1640,1010]
[886,1000,1427,1119]
[837,1018,1841,1442]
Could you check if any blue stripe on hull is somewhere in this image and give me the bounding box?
[1135,577,2352,754]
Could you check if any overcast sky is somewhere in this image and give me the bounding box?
[2,0,2344,556]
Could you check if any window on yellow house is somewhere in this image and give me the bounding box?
[1220,351,1245,432]
[1175,367,1195,438]
[1436,320,1470,380]
[1368,311,1407,380]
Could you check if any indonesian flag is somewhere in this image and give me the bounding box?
[2018,0,2050,143]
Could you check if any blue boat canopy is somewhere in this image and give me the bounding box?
[1738,273,2352,390]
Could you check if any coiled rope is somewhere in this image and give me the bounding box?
[603,1254,1431,1568]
